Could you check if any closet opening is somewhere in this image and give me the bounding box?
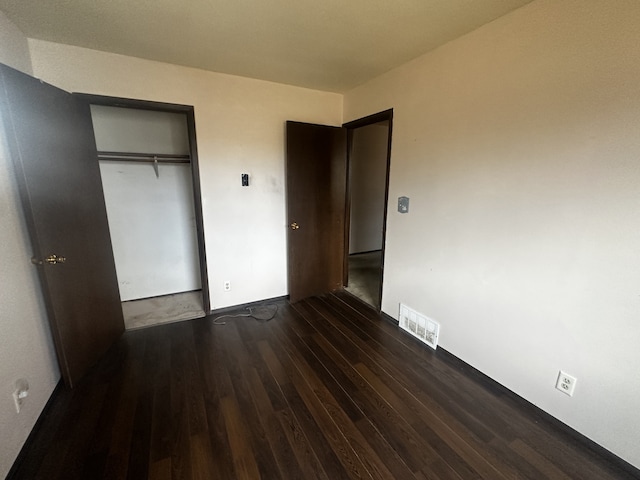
[78,95,209,329]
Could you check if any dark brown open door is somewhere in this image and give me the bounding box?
[0,64,124,387]
[286,121,347,303]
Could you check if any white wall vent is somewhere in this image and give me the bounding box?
[399,303,440,350]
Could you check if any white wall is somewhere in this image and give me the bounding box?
[349,122,388,254]
[91,105,190,155]
[28,39,343,309]
[99,162,201,301]
[91,106,200,301]
[0,11,32,76]
[344,0,640,469]
[0,12,60,479]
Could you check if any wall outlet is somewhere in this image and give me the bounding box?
[556,371,577,396]
[12,378,29,413]
[223,280,231,292]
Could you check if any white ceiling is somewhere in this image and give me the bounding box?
[0,0,533,92]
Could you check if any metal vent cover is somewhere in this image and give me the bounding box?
[399,303,440,350]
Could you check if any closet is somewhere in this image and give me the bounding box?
[90,104,206,329]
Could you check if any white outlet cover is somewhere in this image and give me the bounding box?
[556,371,577,396]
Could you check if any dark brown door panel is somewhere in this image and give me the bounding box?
[1,64,124,387]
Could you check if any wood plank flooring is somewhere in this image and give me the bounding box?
[10,292,637,479]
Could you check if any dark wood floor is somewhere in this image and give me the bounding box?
[10,292,637,479]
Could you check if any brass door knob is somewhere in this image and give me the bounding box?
[46,254,66,265]
[290,222,300,230]
[32,254,66,266]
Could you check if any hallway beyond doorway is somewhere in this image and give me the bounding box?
[345,250,382,308]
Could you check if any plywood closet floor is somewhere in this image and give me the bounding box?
[122,290,205,330]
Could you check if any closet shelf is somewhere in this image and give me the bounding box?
[97,151,191,164]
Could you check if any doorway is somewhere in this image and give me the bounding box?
[343,111,392,309]
[80,95,209,329]
[284,110,392,306]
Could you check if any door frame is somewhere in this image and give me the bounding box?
[75,94,210,313]
[342,109,393,310]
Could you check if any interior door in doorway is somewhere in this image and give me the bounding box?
[0,64,124,387]
[286,121,347,303]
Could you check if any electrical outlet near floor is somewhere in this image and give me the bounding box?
[223,280,231,292]
[556,371,577,396]
[12,378,29,413]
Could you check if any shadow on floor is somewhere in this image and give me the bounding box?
[345,250,382,308]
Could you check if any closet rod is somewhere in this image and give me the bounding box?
[97,151,191,164]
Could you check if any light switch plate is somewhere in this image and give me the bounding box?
[398,196,409,213]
